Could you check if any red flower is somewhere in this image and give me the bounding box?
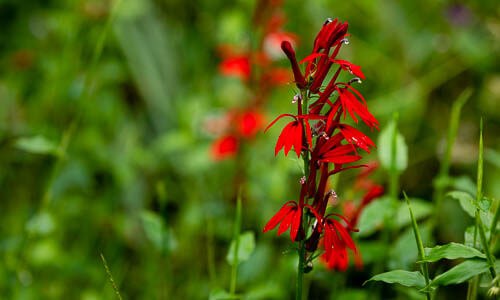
[335,85,379,129]
[263,201,302,241]
[331,59,365,80]
[281,41,307,89]
[321,215,361,271]
[337,124,375,152]
[315,134,362,165]
[211,135,239,160]
[219,55,251,80]
[236,110,264,138]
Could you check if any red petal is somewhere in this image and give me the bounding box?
[263,203,293,233]
[277,208,295,236]
[290,207,302,241]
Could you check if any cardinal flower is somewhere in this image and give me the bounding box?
[263,201,302,241]
[321,215,361,271]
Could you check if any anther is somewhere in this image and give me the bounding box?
[324,18,333,25]
[341,38,349,45]
[292,93,302,104]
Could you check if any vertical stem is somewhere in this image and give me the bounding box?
[389,113,400,205]
[434,89,471,215]
[296,239,306,300]
[404,192,431,300]
[474,119,496,280]
[230,192,242,295]
[295,88,310,300]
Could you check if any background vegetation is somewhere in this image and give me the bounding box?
[0,0,498,299]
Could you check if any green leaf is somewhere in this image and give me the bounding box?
[209,288,238,300]
[365,270,426,289]
[429,259,489,288]
[446,191,475,217]
[378,120,408,172]
[15,135,59,155]
[388,222,432,270]
[420,243,486,263]
[226,231,255,266]
[140,210,174,252]
[396,198,433,228]
[357,196,392,237]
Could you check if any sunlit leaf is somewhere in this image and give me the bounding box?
[209,288,237,300]
[226,231,255,266]
[365,270,426,289]
[15,135,59,156]
[378,120,408,172]
[140,210,175,252]
[420,242,485,263]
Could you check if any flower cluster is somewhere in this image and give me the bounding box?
[263,18,379,271]
[210,3,296,161]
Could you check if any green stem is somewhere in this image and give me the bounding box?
[230,192,243,295]
[474,119,496,280]
[404,193,431,300]
[296,240,305,300]
[434,88,471,215]
[294,88,311,300]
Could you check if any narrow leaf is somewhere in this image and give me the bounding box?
[429,259,489,288]
[365,270,426,289]
[420,242,486,263]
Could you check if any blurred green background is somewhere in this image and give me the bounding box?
[0,0,498,299]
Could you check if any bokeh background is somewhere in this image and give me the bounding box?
[0,0,499,299]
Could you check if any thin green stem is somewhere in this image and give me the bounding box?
[434,88,471,215]
[404,192,431,300]
[296,240,306,300]
[474,119,496,280]
[100,253,123,300]
[489,201,500,247]
[230,192,243,295]
[389,113,399,205]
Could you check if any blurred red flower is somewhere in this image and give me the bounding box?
[211,135,239,160]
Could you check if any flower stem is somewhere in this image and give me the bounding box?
[433,88,471,216]
[295,88,310,300]
[404,192,431,300]
[474,119,496,280]
[296,239,306,300]
[230,191,243,295]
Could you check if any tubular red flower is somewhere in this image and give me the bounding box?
[320,216,362,271]
[263,201,302,241]
[281,41,307,89]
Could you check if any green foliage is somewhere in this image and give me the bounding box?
[0,0,498,299]
[429,259,491,288]
[378,119,408,173]
[365,270,426,289]
[14,135,60,156]
[420,243,486,263]
[226,231,256,266]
